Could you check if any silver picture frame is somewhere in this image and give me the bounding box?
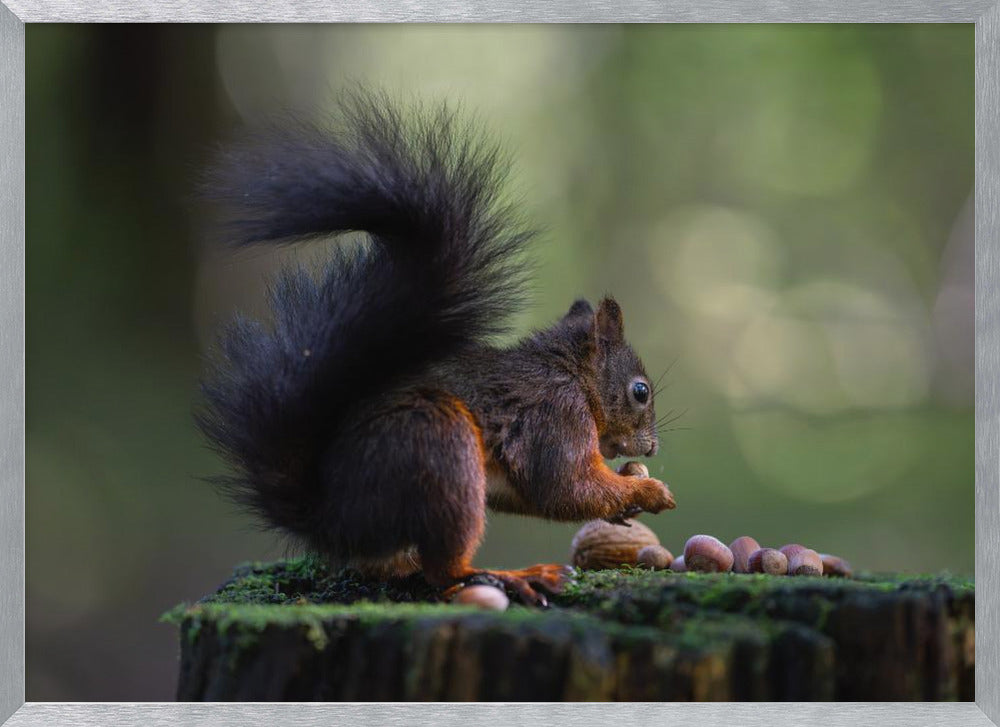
[1,2,997,725]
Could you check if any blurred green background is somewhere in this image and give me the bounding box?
[26,24,973,700]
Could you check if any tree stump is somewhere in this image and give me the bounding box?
[163,556,974,701]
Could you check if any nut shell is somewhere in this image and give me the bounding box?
[747,548,788,575]
[683,534,734,573]
[451,585,509,611]
[788,548,823,576]
[779,543,808,559]
[637,545,673,570]
[729,536,761,574]
[618,461,650,478]
[570,519,661,570]
[819,553,853,578]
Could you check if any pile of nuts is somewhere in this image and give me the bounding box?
[448,522,854,610]
[569,523,853,578]
[570,519,666,570]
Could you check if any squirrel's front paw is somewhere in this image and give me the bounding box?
[635,477,676,513]
[617,461,675,514]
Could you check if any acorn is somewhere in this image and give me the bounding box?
[820,553,853,578]
[683,535,734,573]
[669,555,687,572]
[570,519,661,570]
[729,536,761,574]
[788,548,823,576]
[451,585,509,611]
[747,547,788,575]
[637,544,673,570]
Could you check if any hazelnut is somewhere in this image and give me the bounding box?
[618,461,650,478]
[788,548,823,576]
[729,536,761,574]
[570,519,660,570]
[637,544,673,570]
[669,555,687,572]
[747,548,788,575]
[451,585,509,611]
[683,535,734,573]
[779,543,808,560]
[820,553,853,578]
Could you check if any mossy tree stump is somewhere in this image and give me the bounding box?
[163,556,974,701]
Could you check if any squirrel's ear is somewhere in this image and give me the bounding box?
[561,299,597,357]
[562,298,594,323]
[595,297,624,343]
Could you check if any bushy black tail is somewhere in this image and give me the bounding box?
[197,91,534,536]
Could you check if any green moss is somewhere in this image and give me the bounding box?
[193,554,442,608]
[559,568,973,608]
[672,612,760,652]
[163,557,974,655]
[171,595,682,661]
[180,597,643,634]
[159,602,192,627]
[549,567,975,640]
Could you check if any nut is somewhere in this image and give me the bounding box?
[747,548,788,575]
[729,536,761,574]
[683,534,734,573]
[570,519,661,570]
[788,548,823,576]
[819,553,853,578]
[637,544,673,570]
[779,543,808,560]
[451,585,509,611]
[618,461,650,478]
[669,555,687,572]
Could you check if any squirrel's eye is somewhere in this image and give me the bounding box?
[631,381,650,405]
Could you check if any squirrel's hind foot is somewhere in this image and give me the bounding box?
[444,564,572,607]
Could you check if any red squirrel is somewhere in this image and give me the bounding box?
[197,91,675,606]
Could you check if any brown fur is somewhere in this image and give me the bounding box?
[306,298,674,605]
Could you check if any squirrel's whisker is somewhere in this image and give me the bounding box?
[656,425,692,435]
[650,358,678,396]
[655,408,689,428]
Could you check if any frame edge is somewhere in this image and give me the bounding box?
[976,1,1000,726]
[0,0,25,725]
[0,0,998,23]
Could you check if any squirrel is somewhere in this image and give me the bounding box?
[197,91,675,606]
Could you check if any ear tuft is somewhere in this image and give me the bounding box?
[596,297,624,342]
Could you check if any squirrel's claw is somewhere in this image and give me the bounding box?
[606,505,644,526]
[495,575,548,607]
[454,564,571,607]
